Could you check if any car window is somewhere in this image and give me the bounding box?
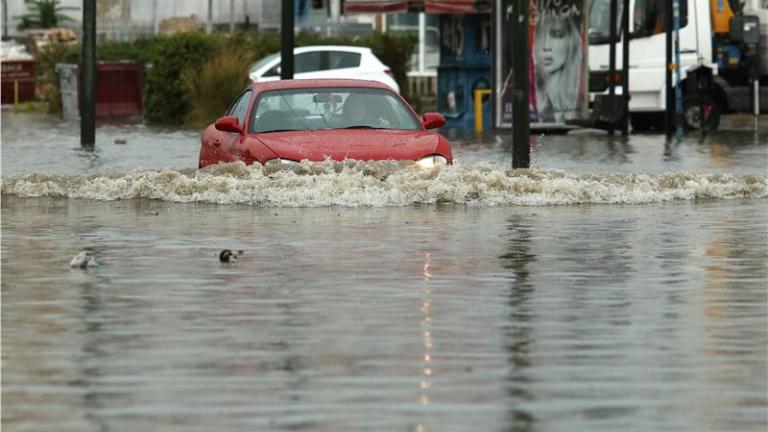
[296,51,325,73]
[226,90,252,125]
[263,64,280,77]
[249,53,279,75]
[261,51,349,76]
[250,87,420,133]
[329,51,361,69]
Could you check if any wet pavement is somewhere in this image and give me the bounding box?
[2,112,767,431]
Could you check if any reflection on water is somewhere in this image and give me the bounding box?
[500,216,537,431]
[3,196,765,431]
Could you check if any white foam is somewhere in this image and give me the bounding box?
[1,161,766,207]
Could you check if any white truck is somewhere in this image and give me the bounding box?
[588,0,768,131]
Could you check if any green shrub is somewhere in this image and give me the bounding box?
[33,30,418,125]
[143,32,218,124]
[182,47,251,127]
[357,32,417,102]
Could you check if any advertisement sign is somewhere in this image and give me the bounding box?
[496,0,588,128]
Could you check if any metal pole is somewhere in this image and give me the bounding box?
[418,12,426,73]
[621,0,630,135]
[206,0,213,33]
[2,0,8,39]
[665,0,674,136]
[81,0,96,147]
[229,0,235,33]
[493,0,502,128]
[281,0,295,79]
[673,0,683,138]
[608,0,617,135]
[511,0,529,169]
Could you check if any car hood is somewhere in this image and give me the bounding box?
[253,129,441,162]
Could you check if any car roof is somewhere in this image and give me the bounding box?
[293,45,372,53]
[248,79,395,92]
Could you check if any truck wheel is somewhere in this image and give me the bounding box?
[683,94,720,131]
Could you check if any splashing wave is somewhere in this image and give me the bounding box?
[2,161,765,207]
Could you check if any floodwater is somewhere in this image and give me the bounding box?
[2,112,767,431]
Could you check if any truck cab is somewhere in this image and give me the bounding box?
[588,0,767,131]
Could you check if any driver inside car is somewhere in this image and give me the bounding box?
[341,94,392,128]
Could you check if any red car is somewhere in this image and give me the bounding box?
[199,79,452,169]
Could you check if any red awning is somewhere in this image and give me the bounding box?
[424,0,489,13]
[343,0,411,13]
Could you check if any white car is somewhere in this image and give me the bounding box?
[248,45,400,93]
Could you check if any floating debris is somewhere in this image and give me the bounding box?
[219,249,238,263]
[69,251,99,269]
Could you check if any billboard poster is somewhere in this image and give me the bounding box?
[496,0,588,128]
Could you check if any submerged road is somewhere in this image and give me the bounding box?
[2,113,767,431]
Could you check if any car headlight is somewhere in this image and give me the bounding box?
[415,155,448,170]
[264,158,299,166]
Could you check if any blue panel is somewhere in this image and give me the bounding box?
[436,14,492,129]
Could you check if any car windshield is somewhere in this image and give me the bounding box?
[249,53,279,73]
[250,87,421,133]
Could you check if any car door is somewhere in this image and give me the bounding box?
[217,90,252,162]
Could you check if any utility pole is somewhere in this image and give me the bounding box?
[511,0,529,168]
[81,0,96,147]
[281,0,295,79]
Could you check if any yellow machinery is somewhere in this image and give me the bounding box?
[710,0,735,34]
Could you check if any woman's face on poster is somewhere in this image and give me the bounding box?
[535,17,570,75]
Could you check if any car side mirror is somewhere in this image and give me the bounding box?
[422,112,446,130]
[214,116,243,134]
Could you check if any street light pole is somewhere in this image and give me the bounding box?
[511,0,530,169]
[281,0,295,79]
[81,0,96,147]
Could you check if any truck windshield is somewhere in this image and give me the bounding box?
[630,0,688,38]
[588,0,623,45]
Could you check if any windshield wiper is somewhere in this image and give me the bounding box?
[342,125,387,129]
